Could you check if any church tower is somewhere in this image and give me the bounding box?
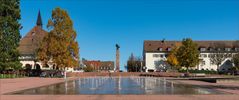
[36,10,42,28]
[18,10,48,70]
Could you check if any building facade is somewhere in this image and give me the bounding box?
[82,60,114,72]
[18,11,76,71]
[18,11,50,70]
[143,40,239,72]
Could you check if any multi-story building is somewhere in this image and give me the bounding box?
[100,61,115,71]
[82,60,114,72]
[143,40,239,72]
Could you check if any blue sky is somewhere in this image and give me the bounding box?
[20,0,239,71]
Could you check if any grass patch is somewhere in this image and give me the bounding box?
[178,69,218,74]
[0,74,26,79]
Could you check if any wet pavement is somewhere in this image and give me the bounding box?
[1,77,239,100]
[8,77,225,95]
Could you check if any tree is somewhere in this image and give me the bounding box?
[126,53,142,72]
[0,0,22,70]
[167,47,179,70]
[177,38,199,72]
[209,42,228,71]
[83,66,94,72]
[37,7,79,70]
[233,53,239,69]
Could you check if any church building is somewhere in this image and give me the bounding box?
[18,11,50,70]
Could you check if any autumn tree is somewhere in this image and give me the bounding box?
[0,0,22,70]
[177,38,199,72]
[38,7,79,70]
[167,46,179,70]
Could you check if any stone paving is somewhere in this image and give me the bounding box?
[1,77,239,100]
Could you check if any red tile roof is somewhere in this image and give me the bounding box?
[18,26,47,55]
[144,40,239,52]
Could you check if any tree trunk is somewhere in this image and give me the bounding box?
[186,67,189,73]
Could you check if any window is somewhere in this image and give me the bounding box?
[235,48,239,51]
[200,48,206,51]
[153,54,160,57]
[209,48,214,51]
[208,54,211,58]
[225,48,231,51]
[157,47,163,51]
[31,32,35,36]
[228,54,232,57]
[165,54,168,58]
[167,48,171,51]
[199,54,207,58]
[210,60,214,65]
[226,54,232,57]
[200,61,205,66]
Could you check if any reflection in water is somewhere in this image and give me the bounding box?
[12,77,225,95]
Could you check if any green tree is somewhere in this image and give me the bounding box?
[126,53,142,72]
[233,53,239,69]
[177,38,199,72]
[38,7,79,70]
[0,0,22,70]
[83,66,94,72]
[167,47,179,70]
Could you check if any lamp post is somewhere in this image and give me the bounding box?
[140,61,143,72]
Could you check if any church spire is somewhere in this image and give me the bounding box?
[36,10,42,27]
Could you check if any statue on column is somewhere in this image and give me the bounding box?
[115,44,120,72]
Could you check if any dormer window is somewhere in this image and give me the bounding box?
[200,48,206,51]
[209,47,214,51]
[225,48,231,51]
[235,48,239,51]
[32,32,35,36]
[167,48,171,51]
[157,47,163,51]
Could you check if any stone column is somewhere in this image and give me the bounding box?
[116,44,120,72]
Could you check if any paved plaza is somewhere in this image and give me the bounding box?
[1,77,239,100]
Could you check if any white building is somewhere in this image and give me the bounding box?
[143,40,239,72]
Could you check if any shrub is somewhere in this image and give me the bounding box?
[178,69,217,74]
[83,66,94,72]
